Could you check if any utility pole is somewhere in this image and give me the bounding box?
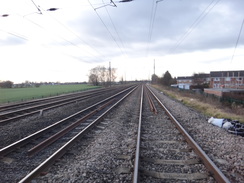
[109,62,111,87]
[154,59,155,75]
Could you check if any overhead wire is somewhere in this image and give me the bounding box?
[88,0,126,58]
[168,0,221,54]
[22,16,98,63]
[32,0,109,62]
[2,0,109,62]
[0,11,102,63]
[102,0,128,57]
[0,29,29,41]
[146,0,157,56]
[146,0,165,57]
[230,18,244,63]
[30,0,110,62]
[2,0,129,63]
[38,5,108,62]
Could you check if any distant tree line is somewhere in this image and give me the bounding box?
[151,71,177,86]
[0,80,89,89]
[88,65,117,86]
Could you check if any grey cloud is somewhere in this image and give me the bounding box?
[62,0,244,61]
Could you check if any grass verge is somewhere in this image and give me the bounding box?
[152,85,244,123]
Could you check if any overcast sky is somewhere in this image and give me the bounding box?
[0,0,243,83]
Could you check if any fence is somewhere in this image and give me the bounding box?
[177,88,244,105]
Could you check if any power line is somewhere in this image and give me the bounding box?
[168,0,221,54]
[146,0,156,56]
[230,18,244,63]
[0,29,29,41]
[0,13,102,63]
[23,1,109,62]
[102,0,128,57]
[20,0,109,61]
[43,9,107,61]
[146,0,164,56]
[88,0,126,58]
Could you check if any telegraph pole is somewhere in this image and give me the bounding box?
[154,59,155,75]
[109,62,111,87]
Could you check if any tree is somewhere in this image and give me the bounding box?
[89,73,99,86]
[120,76,124,84]
[151,74,159,84]
[171,77,177,85]
[88,65,117,86]
[0,80,13,88]
[161,71,173,86]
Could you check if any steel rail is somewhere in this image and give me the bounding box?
[0,90,106,121]
[18,85,138,183]
[146,85,230,183]
[0,86,128,125]
[133,85,143,183]
[0,86,135,157]
[0,95,92,125]
[145,86,157,114]
[27,99,115,156]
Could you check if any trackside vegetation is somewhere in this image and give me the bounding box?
[0,84,100,104]
[152,85,244,123]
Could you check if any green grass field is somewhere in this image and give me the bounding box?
[0,84,100,104]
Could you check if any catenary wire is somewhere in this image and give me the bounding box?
[168,0,221,54]
[0,29,29,41]
[38,6,108,62]
[146,0,165,57]
[88,0,126,58]
[0,13,100,63]
[102,0,128,57]
[230,18,244,63]
[146,0,157,57]
[14,0,108,61]
[1,0,108,63]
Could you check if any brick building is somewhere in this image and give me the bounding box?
[177,74,210,90]
[205,71,244,100]
[209,70,244,89]
[193,73,210,85]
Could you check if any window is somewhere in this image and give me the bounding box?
[225,77,231,81]
[214,78,219,81]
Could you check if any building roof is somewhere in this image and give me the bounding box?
[210,70,244,77]
[194,73,210,78]
[204,88,244,92]
[177,76,193,80]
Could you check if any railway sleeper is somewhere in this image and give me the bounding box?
[140,169,209,180]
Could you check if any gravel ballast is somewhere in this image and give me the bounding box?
[150,86,244,183]
[0,85,243,182]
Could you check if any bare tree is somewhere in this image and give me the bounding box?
[88,66,117,86]
[88,73,98,86]
[0,80,13,88]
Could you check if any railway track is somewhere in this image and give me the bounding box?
[0,86,129,125]
[133,85,230,182]
[0,84,232,182]
[0,85,137,182]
